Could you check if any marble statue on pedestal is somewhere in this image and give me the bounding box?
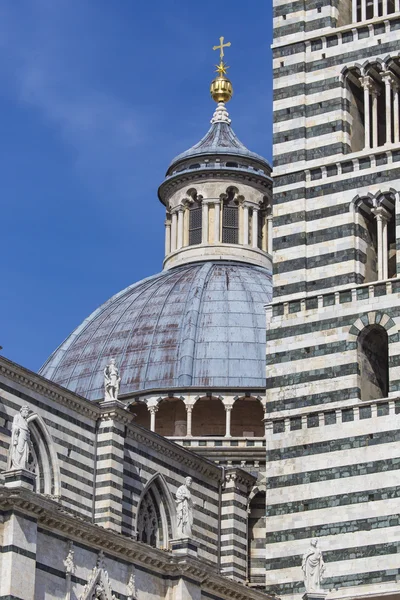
[104,359,121,401]
[302,539,325,593]
[175,476,194,538]
[8,405,34,470]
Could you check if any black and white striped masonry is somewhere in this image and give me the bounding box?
[266,1,400,599]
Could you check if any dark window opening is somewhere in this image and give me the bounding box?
[188,203,202,246]
[222,193,239,244]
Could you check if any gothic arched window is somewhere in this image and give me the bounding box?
[136,476,174,549]
[222,194,239,244]
[188,202,202,246]
[358,325,389,400]
[137,489,159,547]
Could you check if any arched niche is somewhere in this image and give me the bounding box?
[130,401,150,429]
[247,487,266,587]
[358,324,389,400]
[231,396,265,437]
[191,396,226,437]
[155,397,186,437]
[21,413,61,497]
[136,474,176,549]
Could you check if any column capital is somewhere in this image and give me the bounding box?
[381,70,396,86]
[361,75,377,92]
[148,405,159,414]
[372,206,391,222]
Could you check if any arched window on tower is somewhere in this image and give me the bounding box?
[352,0,395,22]
[188,200,202,246]
[222,188,239,244]
[344,62,400,152]
[358,325,389,400]
[354,193,396,282]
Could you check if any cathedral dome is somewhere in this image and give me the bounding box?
[40,261,272,400]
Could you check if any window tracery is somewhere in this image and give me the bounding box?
[344,59,400,152]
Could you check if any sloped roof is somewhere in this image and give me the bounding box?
[40,261,272,400]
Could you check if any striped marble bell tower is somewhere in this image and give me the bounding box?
[265,1,400,599]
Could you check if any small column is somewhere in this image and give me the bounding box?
[177,208,184,250]
[383,72,393,145]
[374,0,379,16]
[394,85,399,144]
[149,405,158,432]
[267,215,273,254]
[383,217,389,280]
[243,204,249,245]
[186,405,193,437]
[373,207,391,280]
[225,406,233,438]
[396,0,400,11]
[262,213,267,252]
[171,211,178,252]
[202,202,209,244]
[361,76,372,149]
[372,88,379,148]
[252,207,259,248]
[352,0,358,21]
[165,218,171,255]
[377,212,384,280]
[361,0,366,20]
[383,0,388,15]
[214,199,221,243]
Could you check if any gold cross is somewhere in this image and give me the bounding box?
[212,36,231,61]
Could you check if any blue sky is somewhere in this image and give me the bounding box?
[0,0,273,372]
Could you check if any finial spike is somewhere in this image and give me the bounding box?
[211,102,231,125]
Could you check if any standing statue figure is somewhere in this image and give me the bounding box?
[302,539,325,593]
[104,359,121,401]
[175,476,194,538]
[9,406,33,470]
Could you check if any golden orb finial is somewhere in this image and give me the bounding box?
[210,36,233,104]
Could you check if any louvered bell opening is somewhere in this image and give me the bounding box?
[222,201,239,244]
[189,204,202,246]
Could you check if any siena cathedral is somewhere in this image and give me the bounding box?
[2,1,400,599]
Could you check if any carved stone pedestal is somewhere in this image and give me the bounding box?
[170,538,198,557]
[3,468,36,490]
[303,591,328,600]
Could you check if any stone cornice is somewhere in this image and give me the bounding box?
[0,488,272,600]
[127,424,222,480]
[0,356,99,419]
[159,169,272,206]
[223,467,257,492]
[98,399,136,425]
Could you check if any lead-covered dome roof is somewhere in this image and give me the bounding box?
[40,262,272,400]
[166,102,271,175]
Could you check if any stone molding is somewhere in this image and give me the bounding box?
[224,467,257,492]
[0,356,99,419]
[0,488,272,600]
[159,168,271,206]
[126,425,222,480]
[98,400,136,425]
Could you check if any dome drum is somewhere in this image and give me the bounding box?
[163,242,272,270]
